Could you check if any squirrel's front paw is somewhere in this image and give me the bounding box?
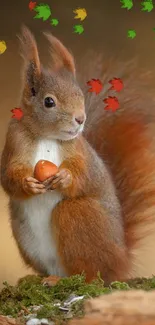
[44,168,72,191]
[22,177,46,195]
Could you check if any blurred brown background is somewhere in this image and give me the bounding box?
[1,0,155,289]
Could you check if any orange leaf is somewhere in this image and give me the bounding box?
[29,1,37,10]
[108,77,124,92]
[87,79,103,95]
[11,108,24,120]
[103,96,120,112]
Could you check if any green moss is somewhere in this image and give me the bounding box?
[127,277,155,290]
[36,304,61,319]
[70,299,85,318]
[1,274,155,323]
[110,281,130,290]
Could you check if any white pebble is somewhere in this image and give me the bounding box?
[32,305,43,312]
[26,318,41,325]
[26,318,50,325]
[40,319,49,324]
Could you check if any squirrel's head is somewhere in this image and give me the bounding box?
[18,26,86,141]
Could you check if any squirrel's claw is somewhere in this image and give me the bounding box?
[23,177,46,195]
[44,168,72,191]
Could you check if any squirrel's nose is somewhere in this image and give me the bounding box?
[75,114,85,125]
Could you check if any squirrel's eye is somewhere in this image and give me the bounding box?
[44,97,56,108]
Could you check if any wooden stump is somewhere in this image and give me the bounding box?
[69,290,155,325]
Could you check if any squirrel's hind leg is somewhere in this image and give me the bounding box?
[52,197,130,284]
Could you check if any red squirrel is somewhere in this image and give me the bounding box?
[1,26,155,285]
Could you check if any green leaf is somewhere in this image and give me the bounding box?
[141,1,154,12]
[127,29,136,39]
[33,3,51,21]
[120,0,133,10]
[51,18,59,26]
[73,24,84,35]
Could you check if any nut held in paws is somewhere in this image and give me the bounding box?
[34,160,59,182]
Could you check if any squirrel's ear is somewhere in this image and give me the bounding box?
[18,26,41,91]
[44,32,76,76]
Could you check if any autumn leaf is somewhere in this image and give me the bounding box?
[87,79,103,95]
[33,3,51,21]
[103,97,120,112]
[29,1,37,11]
[127,29,136,39]
[108,78,124,92]
[141,1,154,12]
[0,41,7,54]
[11,108,24,120]
[51,18,59,26]
[73,8,87,21]
[73,25,84,35]
[120,0,133,10]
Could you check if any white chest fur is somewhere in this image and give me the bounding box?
[12,139,66,276]
[33,139,62,168]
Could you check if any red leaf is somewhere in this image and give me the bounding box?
[11,108,24,120]
[108,77,124,92]
[103,96,120,112]
[87,79,103,95]
[29,1,37,10]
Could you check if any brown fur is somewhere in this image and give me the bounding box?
[84,92,155,252]
[79,53,155,265]
[0,122,35,199]
[44,32,76,75]
[1,26,155,282]
[52,197,129,283]
[91,113,155,249]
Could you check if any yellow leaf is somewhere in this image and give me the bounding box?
[73,8,87,21]
[0,41,7,54]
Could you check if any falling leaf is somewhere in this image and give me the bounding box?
[103,97,120,112]
[11,108,24,121]
[51,18,59,26]
[120,0,133,10]
[141,1,154,12]
[108,78,124,92]
[73,8,87,21]
[73,25,84,35]
[87,79,103,95]
[127,29,136,39]
[33,3,51,21]
[0,41,7,54]
[29,1,37,10]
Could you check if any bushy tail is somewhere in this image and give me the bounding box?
[78,52,155,256]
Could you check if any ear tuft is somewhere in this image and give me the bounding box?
[44,32,76,76]
[18,25,40,69]
[18,25,41,91]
